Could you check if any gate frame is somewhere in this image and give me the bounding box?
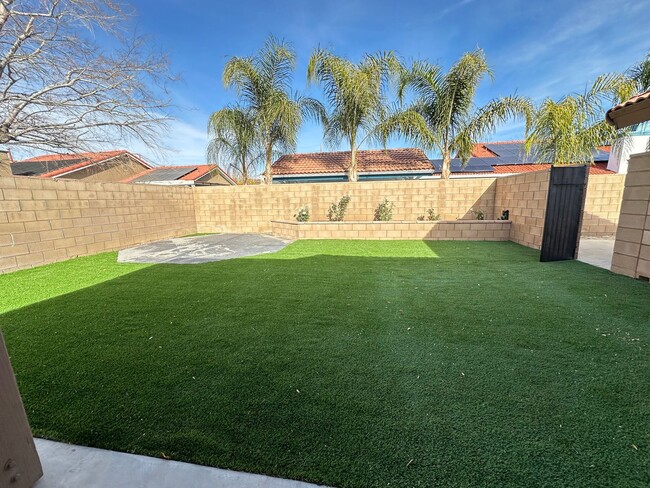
[540,165,589,262]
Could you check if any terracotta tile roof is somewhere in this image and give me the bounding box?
[490,162,613,175]
[13,150,150,178]
[606,90,650,128]
[272,148,432,175]
[607,90,650,114]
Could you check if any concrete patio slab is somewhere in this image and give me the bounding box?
[117,233,292,264]
[34,439,326,488]
[577,238,615,270]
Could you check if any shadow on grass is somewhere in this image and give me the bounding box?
[1,241,648,487]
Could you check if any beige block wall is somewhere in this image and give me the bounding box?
[582,174,626,237]
[0,175,196,274]
[495,170,550,249]
[611,153,650,278]
[494,170,623,250]
[272,220,511,241]
[195,178,497,234]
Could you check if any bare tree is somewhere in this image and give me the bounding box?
[0,0,174,153]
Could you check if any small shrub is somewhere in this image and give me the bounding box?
[327,195,351,221]
[294,206,310,222]
[471,208,486,220]
[416,215,425,221]
[374,197,395,221]
[498,209,510,221]
[426,207,441,221]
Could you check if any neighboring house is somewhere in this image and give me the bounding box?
[0,150,12,177]
[121,165,235,186]
[431,141,615,178]
[271,148,434,183]
[11,150,152,182]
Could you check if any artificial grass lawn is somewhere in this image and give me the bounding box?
[1,240,648,487]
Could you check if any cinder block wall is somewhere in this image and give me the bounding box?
[611,153,650,278]
[582,174,626,237]
[0,169,628,274]
[493,171,624,250]
[194,178,498,234]
[0,176,197,274]
[495,171,551,249]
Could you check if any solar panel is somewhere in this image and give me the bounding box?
[133,167,195,182]
[11,159,85,176]
[593,149,610,162]
[430,158,494,173]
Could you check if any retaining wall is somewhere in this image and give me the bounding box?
[271,220,511,241]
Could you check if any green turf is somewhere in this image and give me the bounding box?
[1,241,648,487]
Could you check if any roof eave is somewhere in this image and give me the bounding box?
[606,97,650,129]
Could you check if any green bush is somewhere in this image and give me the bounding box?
[294,206,310,222]
[426,208,441,221]
[471,208,486,220]
[327,195,351,221]
[374,197,395,222]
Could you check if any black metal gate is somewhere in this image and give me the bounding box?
[540,165,589,262]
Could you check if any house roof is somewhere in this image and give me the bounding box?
[606,90,650,129]
[433,142,615,176]
[122,164,236,185]
[272,148,433,176]
[12,150,150,178]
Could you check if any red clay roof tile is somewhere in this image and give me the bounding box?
[271,148,432,175]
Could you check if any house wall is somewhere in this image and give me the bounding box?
[198,171,233,186]
[59,155,148,183]
[194,178,498,234]
[610,153,650,278]
[0,175,196,274]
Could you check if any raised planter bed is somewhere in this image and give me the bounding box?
[271,220,511,241]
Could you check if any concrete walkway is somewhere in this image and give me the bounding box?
[34,439,326,488]
[118,233,292,264]
[577,238,615,270]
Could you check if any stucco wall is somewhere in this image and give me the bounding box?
[0,175,196,274]
[610,153,650,278]
[60,155,148,182]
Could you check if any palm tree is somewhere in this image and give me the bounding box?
[525,73,636,164]
[207,106,259,184]
[223,36,324,184]
[307,48,400,181]
[629,52,650,92]
[384,49,533,179]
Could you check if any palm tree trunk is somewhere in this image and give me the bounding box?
[241,157,248,185]
[348,135,358,182]
[441,149,451,180]
[264,143,273,185]
[349,148,358,182]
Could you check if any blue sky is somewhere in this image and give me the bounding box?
[127,0,648,165]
